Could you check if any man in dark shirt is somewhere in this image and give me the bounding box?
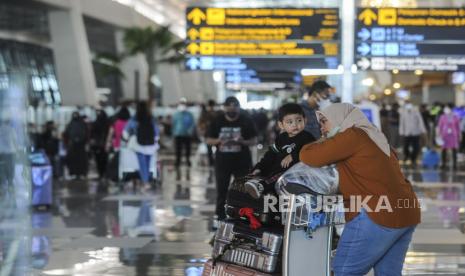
[207,97,257,220]
[301,80,334,139]
[246,103,316,198]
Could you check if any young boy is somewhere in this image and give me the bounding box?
[245,103,316,198]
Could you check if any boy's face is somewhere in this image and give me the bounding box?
[278,114,306,137]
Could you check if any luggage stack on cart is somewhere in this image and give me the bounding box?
[203,163,344,276]
[203,176,283,276]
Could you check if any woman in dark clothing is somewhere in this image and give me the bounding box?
[91,110,110,179]
[38,121,59,178]
[64,112,89,178]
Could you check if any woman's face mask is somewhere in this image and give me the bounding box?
[318,98,332,109]
[326,126,341,138]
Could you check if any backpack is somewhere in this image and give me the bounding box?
[136,119,155,146]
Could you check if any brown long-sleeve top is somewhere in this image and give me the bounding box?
[300,127,421,228]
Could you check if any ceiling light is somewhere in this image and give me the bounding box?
[384,89,392,95]
[414,70,423,75]
[369,94,377,101]
[392,69,399,74]
[393,82,401,89]
[301,65,344,76]
[362,78,375,86]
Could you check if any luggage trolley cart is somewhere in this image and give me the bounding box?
[276,163,344,276]
[282,193,344,276]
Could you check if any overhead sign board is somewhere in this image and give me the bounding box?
[355,8,465,71]
[186,7,339,41]
[185,7,340,70]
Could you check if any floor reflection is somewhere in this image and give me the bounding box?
[1,153,465,275]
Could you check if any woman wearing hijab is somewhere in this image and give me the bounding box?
[90,110,110,180]
[300,103,420,276]
[64,112,89,178]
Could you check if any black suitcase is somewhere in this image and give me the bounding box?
[226,175,281,226]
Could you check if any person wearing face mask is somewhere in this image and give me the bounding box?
[206,97,257,221]
[300,103,420,276]
[300,80,333,139]
[437,104,461,170]
[399,102,426,167]
[172,98,195,170]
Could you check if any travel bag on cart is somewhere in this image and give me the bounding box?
[212,220,283,273]
[226,175,281,225]
[203,259,275,276]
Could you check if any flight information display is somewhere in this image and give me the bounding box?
[185,7,340,70]
[355,8,465,71]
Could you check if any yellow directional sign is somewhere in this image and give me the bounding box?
[187,8,206,25]
[187,28,199,40]
[206,8,225,25]
[358,9,377,25]
[187,43,200,54]
[200,28,214,40]
[200,43,215,55]
[378,9,397,25]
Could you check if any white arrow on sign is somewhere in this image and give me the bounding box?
[357,58,371,70]
[357,43,371,56]
[357,28,371,41]
[186,57,200,70]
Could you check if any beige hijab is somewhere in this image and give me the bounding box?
[318,103,391,156]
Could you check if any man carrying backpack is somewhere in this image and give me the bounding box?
[172,98,195,169]
[64,112,89,179]
[123,101,159,191]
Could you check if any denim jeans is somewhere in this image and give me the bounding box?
[333,208,415,276]
[136,153,151,183]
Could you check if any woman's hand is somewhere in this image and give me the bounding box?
[281,154,293,168]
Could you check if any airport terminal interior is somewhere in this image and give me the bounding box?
[2,0,465,275]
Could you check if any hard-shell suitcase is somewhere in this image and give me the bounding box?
[216,220,283,254]
[203,259,274,276]
[422,148,440,169]
[213,220,282,273]
[29,151,53,207]
[212,239,281,273]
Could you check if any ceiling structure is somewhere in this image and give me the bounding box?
[112,0,465,38]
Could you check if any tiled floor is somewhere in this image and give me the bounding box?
[1,155,465,275]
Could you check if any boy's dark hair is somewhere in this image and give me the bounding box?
[278,103,305,121]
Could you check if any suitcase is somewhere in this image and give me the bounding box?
[203,259,274,276]
[212,239,281,273]
[216,220,283,254]
[29,151,53,207]
[213,220,282,273]
[422,149,440,169]
[226,176,281,225]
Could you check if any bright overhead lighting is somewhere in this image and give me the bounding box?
[362,78,375,86]
[392,69,399,74]
[384,88,392,95]
[393,82,401,89]
[369,94,377,101]
[414,69,423,75]
[301,65,344,76]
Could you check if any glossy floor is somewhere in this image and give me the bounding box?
[1,156,465,275]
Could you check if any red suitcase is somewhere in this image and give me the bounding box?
[202,259,274,276]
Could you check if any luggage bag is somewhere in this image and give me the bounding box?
[226,176,281,225]
[203,259,275,276]
[212,220,282,273]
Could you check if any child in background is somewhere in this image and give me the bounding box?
[245,103,316,198]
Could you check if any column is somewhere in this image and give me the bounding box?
[48,1,98,106]
[341,0,355,103]
[115,30,149,101]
